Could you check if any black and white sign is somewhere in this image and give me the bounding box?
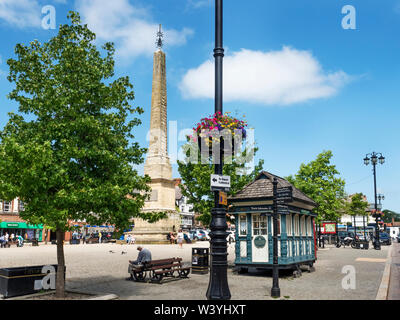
[276,186,293,203]
[277,205,289,215]
[210,174,231,192]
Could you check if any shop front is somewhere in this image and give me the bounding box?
[0,222,44,241]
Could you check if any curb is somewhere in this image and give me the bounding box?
[1,289,119,300]
[67,289,119,300]
[376,245,392,300]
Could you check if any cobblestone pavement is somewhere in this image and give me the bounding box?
[0,241,391,300]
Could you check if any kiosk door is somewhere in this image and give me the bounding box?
[251,214,269,262]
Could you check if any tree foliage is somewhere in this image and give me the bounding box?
[177,140,264,226]
[0,11,157,297]
[344,193,369,217]
[286,150,346,223]
[382,209,400,223]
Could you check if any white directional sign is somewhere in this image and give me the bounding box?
[210,174,231,192]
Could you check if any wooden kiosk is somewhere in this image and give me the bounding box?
[228,171,318,274]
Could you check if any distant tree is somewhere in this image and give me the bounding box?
[0,12,163,298]
[382,209,400,223]
[344,193,369,231]
[286,150,346,223]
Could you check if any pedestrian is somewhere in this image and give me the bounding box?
[129,246,152,266]
[167,232,176,244]
[10,233,14,242]
[82,229,86,244]
[177,229,184,248]
[129,234,136,245]
[98,231,102,244]
[0,234,5,248]
[16,234,23,247]
[4,232,9,245]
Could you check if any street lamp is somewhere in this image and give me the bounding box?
[206,0,231,300]
[377,194,385,205]
[363,152,385,250]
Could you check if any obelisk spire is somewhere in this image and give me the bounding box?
[156,24,163,50]
[144,25,172,180]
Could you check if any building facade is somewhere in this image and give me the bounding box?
[0,198,44,241]
[174,178,195,230]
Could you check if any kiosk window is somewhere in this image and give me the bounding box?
[301,216,306,236]
[294,214,300,236]
[239,214,247,236]
[286,214,292,236]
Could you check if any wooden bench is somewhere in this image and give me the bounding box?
[128,258,191,283]
[1,240,19,248]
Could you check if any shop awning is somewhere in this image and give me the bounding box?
[0,222,44,229]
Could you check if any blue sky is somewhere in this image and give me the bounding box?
[0,0,399,212]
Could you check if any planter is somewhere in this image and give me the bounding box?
[0,265,65,299]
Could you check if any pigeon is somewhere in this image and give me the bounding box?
[121,251,127,255]
[109,250,115,253]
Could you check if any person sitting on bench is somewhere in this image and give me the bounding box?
[129,246,152,266]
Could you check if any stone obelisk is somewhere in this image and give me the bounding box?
[133,25,180,242]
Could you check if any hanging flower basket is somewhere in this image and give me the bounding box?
[188,112,247,157]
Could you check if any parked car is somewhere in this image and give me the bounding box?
[190,229,207,241]
[379,232,392,245]
[202,229,210,241]
[397,234,400,243]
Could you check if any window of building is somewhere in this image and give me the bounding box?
[19,200,25,212]
[286,214,293,236]
[294,214,300,236]
[3,201,11,212]
[253,214,267,236]
[301,216,306,236]
[239,214,247,236]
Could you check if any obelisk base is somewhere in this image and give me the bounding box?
[132,211,180,243]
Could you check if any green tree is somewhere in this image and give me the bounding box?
[382,209,400,223]
[0,12,163,297]
[344,193,369,231]
[177,141,264,226]
[286,150,346,223]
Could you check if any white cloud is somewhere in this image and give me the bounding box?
[0,55,6,77]
[0,0,42,28]
[76,0,194,60]
[186,0,212,9]
[179,47,351,106]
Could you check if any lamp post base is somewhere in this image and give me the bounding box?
[374,242,381,250]
[206,207,231,300]
[271,287,281,298]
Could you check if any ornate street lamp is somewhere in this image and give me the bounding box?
[206,0,231,300]
[363,152,385,250]
[377,194,385,205]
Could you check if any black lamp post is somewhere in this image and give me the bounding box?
[363,152,385,250]
[271,177,280,298]
[377,194,385,231]
[206,0,231,300]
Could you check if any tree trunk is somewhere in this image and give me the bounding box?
[55,229,66,298]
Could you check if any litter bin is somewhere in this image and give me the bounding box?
[192,248,209,274]
[359,240,369,250]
